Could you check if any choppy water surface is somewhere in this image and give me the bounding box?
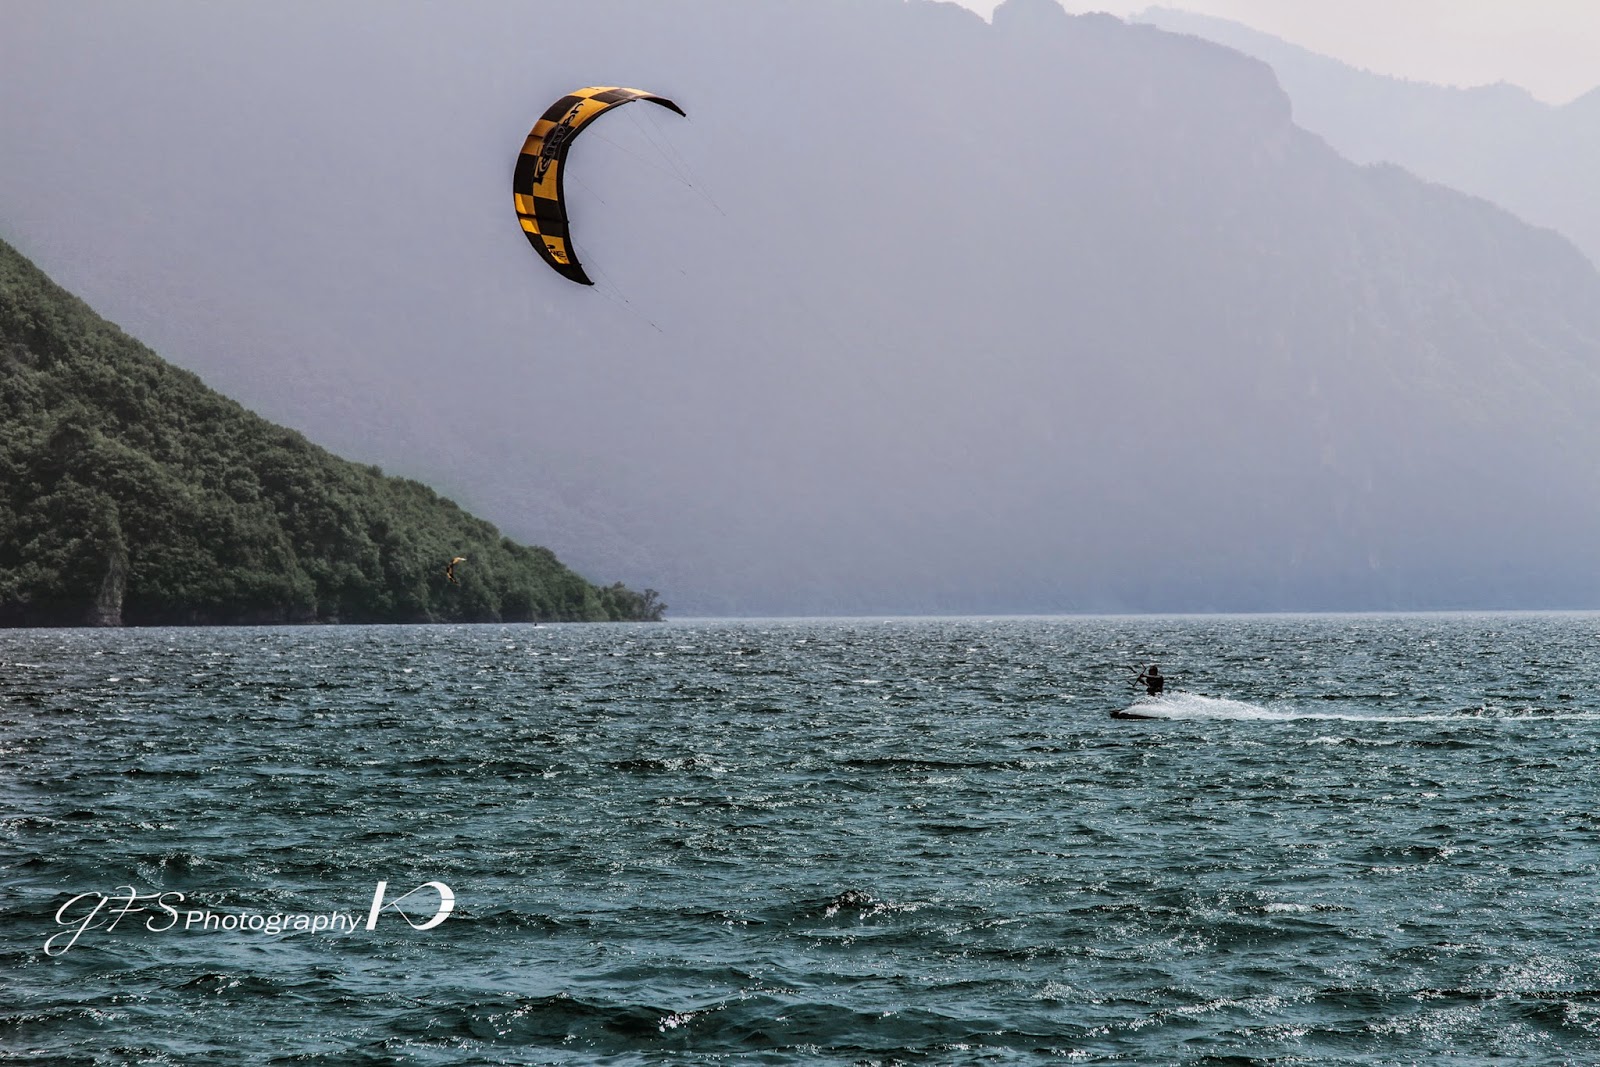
[5,613,1600,1065]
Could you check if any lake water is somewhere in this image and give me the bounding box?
[5,614,1600,1064]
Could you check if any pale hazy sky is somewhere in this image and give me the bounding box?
[956,0,1600,104]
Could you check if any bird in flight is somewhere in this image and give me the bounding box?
[445,556,467,585]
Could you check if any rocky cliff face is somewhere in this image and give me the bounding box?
[88,551,127,627]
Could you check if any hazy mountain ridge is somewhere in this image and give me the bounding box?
[4,0,1600,613]
[1137,6,1600,268]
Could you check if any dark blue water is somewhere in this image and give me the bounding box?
[5,614,1600,1064]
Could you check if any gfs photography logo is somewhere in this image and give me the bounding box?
[44,880,455,957]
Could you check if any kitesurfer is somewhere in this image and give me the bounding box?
[1136,665,1165,696]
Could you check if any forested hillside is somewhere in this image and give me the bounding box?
[0,237,663,626]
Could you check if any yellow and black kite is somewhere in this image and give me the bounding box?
[512,86,686,285]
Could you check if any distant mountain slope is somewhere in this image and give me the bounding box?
[1137,6,1600,267]
[5,0,1600,612]
[0,237,662,625]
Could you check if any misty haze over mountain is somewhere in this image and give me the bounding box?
[1138,6,1600,269]
[5,0,1600,614]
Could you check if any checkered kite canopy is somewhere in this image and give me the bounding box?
[512,86,687,286]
